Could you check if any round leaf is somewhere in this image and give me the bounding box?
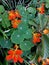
[18,22,28,33]
[24,29,32,39]
[42,35,49,59]
[1,11,10,28]
[11,30,24,44]
[27,7,36,14]
[0,5,5,13]
[0,37,12,48]
[20,41,34,51]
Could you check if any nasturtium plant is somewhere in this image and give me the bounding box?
[11,29,24,44]
[27,7,36,15]
[0,39,12,49]
[18,22,28,33]
[0,0,49,65]
[1,11,10,28]
[42,35,49,59]
[20,41,34,51]
[24,29,32,39]
[0,5,5,13]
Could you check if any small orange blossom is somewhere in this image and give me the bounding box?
[14,45,19,49]
[31,63,35,65]
[6,49,23,63]
[42,61,46,65]
[8,10,21,20]
[32,33,41,44]
[37,3,45,14]
[15,10,21,18]
[46,58,49,64]
[43,29,49,34]
[11,19,21,28]
[38,56,42,63]
[8,10,16,20]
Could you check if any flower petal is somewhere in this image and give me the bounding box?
[8,10,16,20]
[18,55,23,63]
[6,55,12,61]
[13,56,18,63]
[16,50,23,55]
[8,50,14,55]
[15,10,21,18]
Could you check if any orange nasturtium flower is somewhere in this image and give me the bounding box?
[8,10,22,28]
[14,45,19,49]
[42,61,46,65]
[8,10,21,20]
[6,49,23,63]
[31,63,35,65]
[8,10,16,20]
[38,56,42,63]
[43,29,49,34]
[46,58,49,64]
[15,10,22,18]
[32,33,41,44]
[11,19,21,28]
[30,63,35,65]
[37,3,45,14]
[42,58,49,65]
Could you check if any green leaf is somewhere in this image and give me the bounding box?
[42,35,49,59]
[27,7,36,14]
[0,62,3,65]
[45,0,49,8]
[45,0,49,2]
[17,5,34,19]
[21,17,29,24]
[20,41,34,51]
[11,30,24,44]
[28,13,35,19]
[22,50,31,56]
[38,14,48,30]
[3,60,9,65]
[24,29,32,39]
[46,3,49,8]
[17,5,26,17]
[0,37,12,48]
[29,20,37,26]
[1,11,10,28]
[0,16,2,22]
[0,5,5,13]
[18,22,28,33]
[17,5,34,23]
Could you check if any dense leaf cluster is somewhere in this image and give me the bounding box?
[0,0,49,65]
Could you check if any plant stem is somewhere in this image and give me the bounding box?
[26,0,32,8]
[14,63,16,65]
[24,59,30,65]
[2,0,9,8]
[40,20,49,32]
[0,29,8,39]
[6,61,9,65]
[17,62,20,65]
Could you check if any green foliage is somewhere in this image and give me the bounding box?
[20,41,34,51]
[18,22,28,33]
[24,29,32,39]
[27,7,36,14]
[17,5,26,17]
[0,0,49,65]
[0,36,12,49]
[45,0,49,8]
[38,14,48,30]
[11,29,24,44]
[1,11,10,28]
[0,5,5,13]
[42,35,49,59]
